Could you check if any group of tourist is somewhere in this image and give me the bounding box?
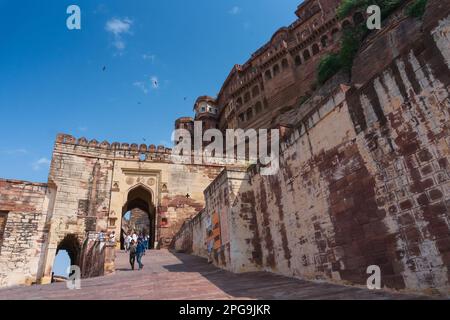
[98,230,116,244]
[123,232,150,271]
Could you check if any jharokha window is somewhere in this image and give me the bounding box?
[252,85,260,98]
[312,43,320,55]
[244,92,251,103]
[273,64,280,76]
[0,211,8,252]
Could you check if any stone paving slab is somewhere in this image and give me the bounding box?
[0,250,432,300]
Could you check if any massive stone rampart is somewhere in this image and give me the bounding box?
[173,0,450,295]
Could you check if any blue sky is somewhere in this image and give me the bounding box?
[0,0,302,183]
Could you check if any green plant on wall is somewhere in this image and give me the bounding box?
[406,0,428,18]
[317,0,411,85]
[317,54,341,85]
[337,0,406,21]
[339,25,368,72]
[337,0,370,20]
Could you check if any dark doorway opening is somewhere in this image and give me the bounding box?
[121,185,156,250]
[53,234,81,280]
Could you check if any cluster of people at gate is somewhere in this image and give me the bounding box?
[123,232,150,270]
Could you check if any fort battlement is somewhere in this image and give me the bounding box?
[56,133,173,155]
[54,133,249,167]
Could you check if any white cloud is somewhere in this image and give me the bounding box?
[32,158,51,171]
[105,17,132,35]
[1,148,28,155]
[105,17,133,51]
[229,6,242,15]
[113,39,125,50]
[133,81,149,94]
[78,126,88,132]
[142,53,156,63]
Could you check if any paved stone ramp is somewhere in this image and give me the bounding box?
[0,250,427,300]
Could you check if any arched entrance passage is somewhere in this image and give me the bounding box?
[52,234,81,279]
[121,185,156,249]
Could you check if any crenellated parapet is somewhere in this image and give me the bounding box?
[55,133,174,163]
[56,133,173,154]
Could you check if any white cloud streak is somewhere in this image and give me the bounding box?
[142,53,156,63]
[229,6,242,15]
[105,17,133,51]
[133,81,149,94]
[1,149,28,155]
[32,158,51,171]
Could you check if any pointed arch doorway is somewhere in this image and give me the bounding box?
[120,185,156,250]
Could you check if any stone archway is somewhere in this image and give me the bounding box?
[56,234,81,268]
[52,234,81,280]
[121,185,156,249]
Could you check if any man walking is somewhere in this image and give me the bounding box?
[124,233,131,252]
[206,239,213,264]
[136,238,145,270]
[129,240,137,270]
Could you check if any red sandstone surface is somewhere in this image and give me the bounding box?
[0,250,429,300]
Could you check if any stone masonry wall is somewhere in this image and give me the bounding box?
[0,180,55,287]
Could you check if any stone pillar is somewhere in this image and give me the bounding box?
[40,246,57,285]
[104,243,116,275]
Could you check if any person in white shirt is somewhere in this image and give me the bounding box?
[109,231,116,245]
[132,233,138,243]
[125,234,132,252]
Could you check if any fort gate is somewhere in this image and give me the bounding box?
[0,133,224,286]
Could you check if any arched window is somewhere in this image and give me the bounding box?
[273,64,280,76]
[353,12,364,25]
[331,28,339,42]
[246,108,253,121]
[244,92,251,103]
[321,35,328,48]
[265,70,272,81]
[312,19,320,29]
[303,49,311,61]
[252,85,260,98]
[301,30,310,39]
[281,58,289,70]
[312,44,320,55]
[255,101,263,114]
[295,55,302,66]
[239,113,245,123]
[236,97,243,107]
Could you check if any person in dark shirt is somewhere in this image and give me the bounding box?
[136,238,145,270]
[129,240,137,270]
